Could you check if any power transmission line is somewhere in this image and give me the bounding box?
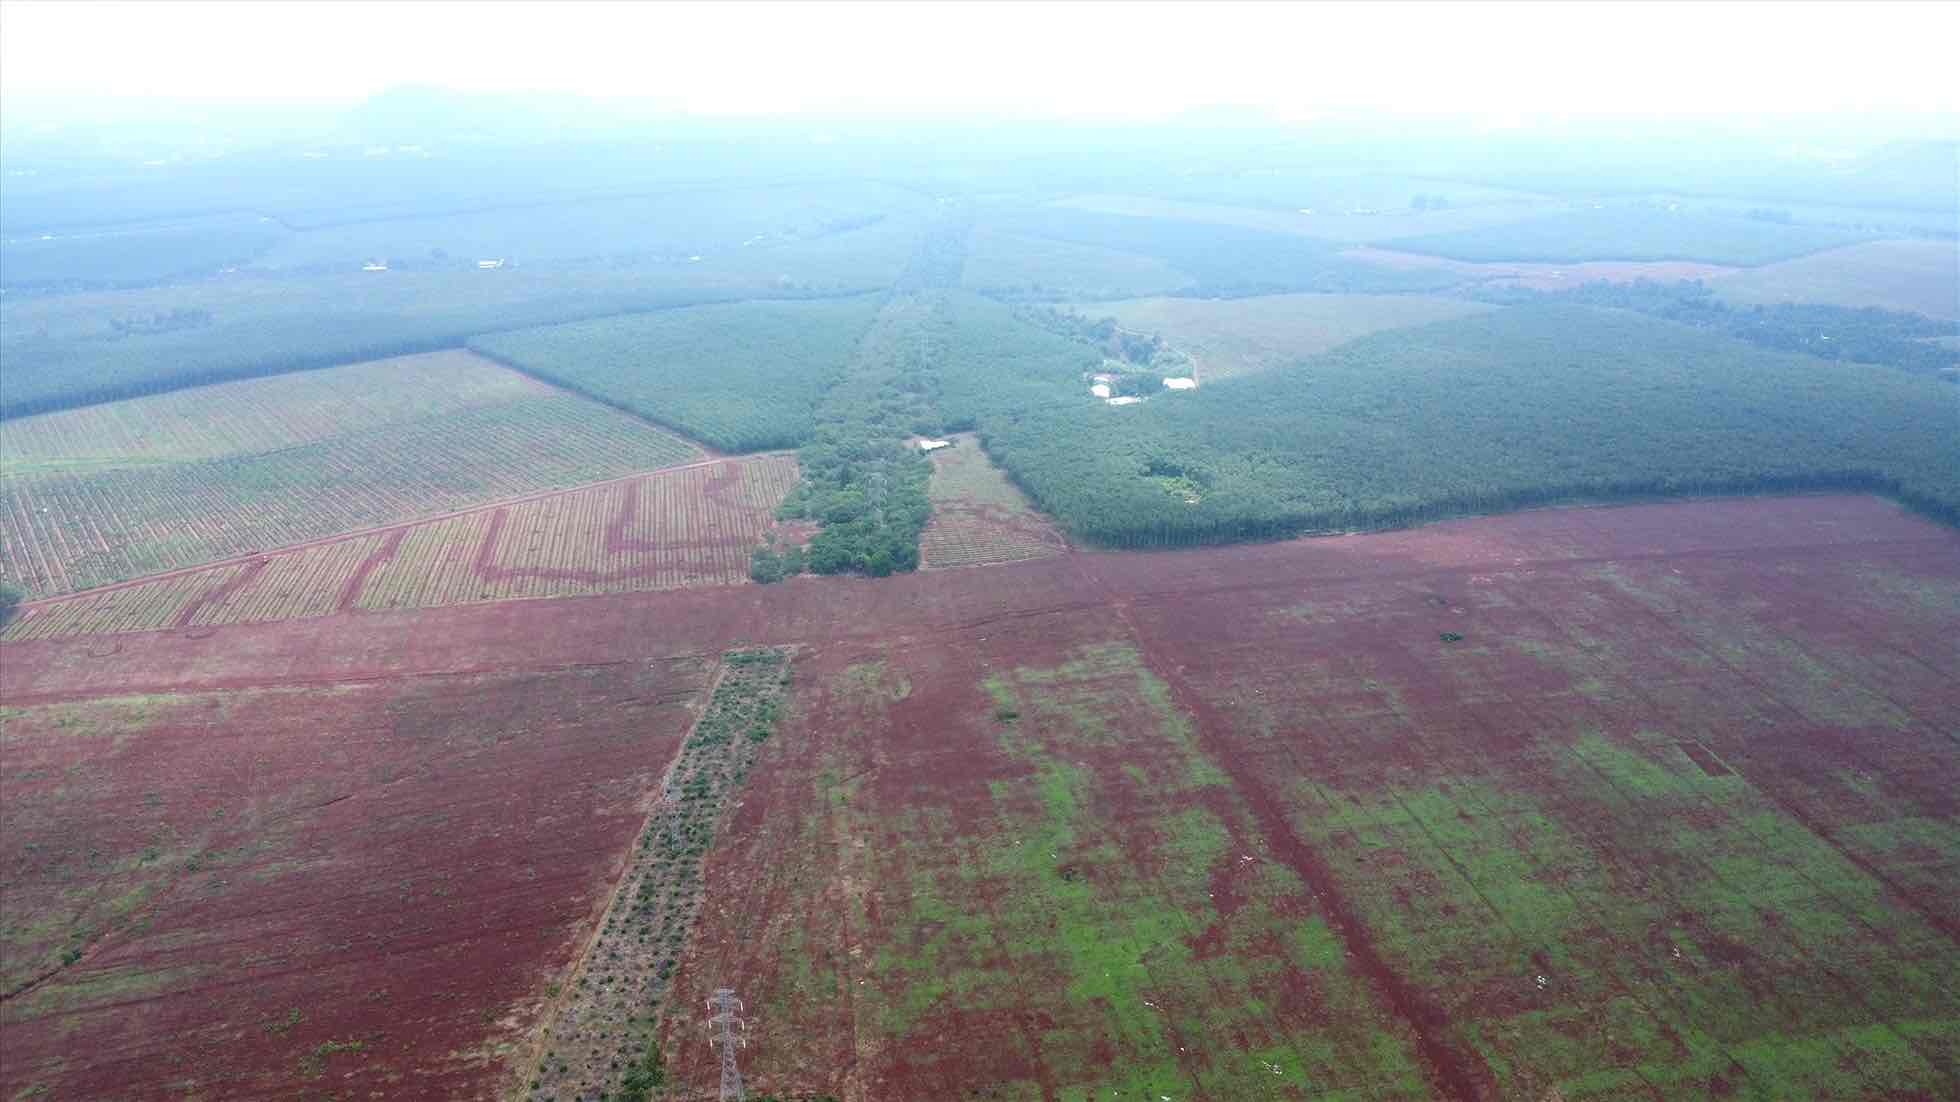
[706,987,746,1102]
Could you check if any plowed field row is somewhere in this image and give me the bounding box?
[0,350,551,477]
[918,436,1069,569]
[2,456,799,641]
[0,396,703,596]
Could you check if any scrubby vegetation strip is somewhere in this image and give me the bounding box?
[524,646,793,1102]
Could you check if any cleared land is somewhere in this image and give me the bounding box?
[918,435,1069,568]
[1341,246,1738,292]
[1711,238,1960,320]
[1,651,719,1101]
[4,494,1955,1100]
[0,352,702,598]
[1075,292,1497,381]
[2,455,798,640]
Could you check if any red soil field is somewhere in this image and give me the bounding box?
[3,495,1956,1099]
[1341,245,1737,290]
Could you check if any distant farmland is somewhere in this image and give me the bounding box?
[2,455,797,640]
[0,351,702,597]
[1380,205,1873,266]
[1712,237,1960,320]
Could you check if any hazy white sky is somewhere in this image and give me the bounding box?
[2,0,1955,120]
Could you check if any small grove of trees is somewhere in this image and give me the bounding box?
[0,582,22,626]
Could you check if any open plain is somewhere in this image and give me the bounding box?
[4,494,1955,1101]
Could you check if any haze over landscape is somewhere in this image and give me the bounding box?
[1,3,1957,1100]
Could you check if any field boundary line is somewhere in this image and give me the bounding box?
[507,653,730,1098]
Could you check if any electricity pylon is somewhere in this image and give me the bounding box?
[706,987,746,1102]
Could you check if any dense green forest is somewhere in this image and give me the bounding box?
[1477,279,1960,376]
[1383,204,1873,266]
[976,206,1458,298]
[471,297,884,452]
[943,302,1960,545]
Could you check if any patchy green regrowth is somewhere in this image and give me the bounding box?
[521,647,793,1102]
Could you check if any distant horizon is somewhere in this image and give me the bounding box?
[4,0,1956,127]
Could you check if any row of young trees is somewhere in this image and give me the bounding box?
[472,296,884,452]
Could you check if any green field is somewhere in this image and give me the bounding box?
[1074,293,1498,381]
[470,296,883,452]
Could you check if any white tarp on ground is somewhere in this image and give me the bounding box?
[918,438,952,452]
[1162,377,1197,390]
[1106,396,1144,406]
[1090,383,1112,398]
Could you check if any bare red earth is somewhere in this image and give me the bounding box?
[3,494,1957,1099]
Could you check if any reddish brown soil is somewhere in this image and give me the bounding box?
[0,659,712,1100]
[3,494,1956,1100]
[1343,246,1738,290]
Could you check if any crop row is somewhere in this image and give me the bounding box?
[526,647,794,1102]
[0,395,702,597]
[470,297,884,453]
[919,509,1068,568]
[358,457,799,609]
[0,350,547,476]
[0,565,250,640]
[4,457,800,641]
